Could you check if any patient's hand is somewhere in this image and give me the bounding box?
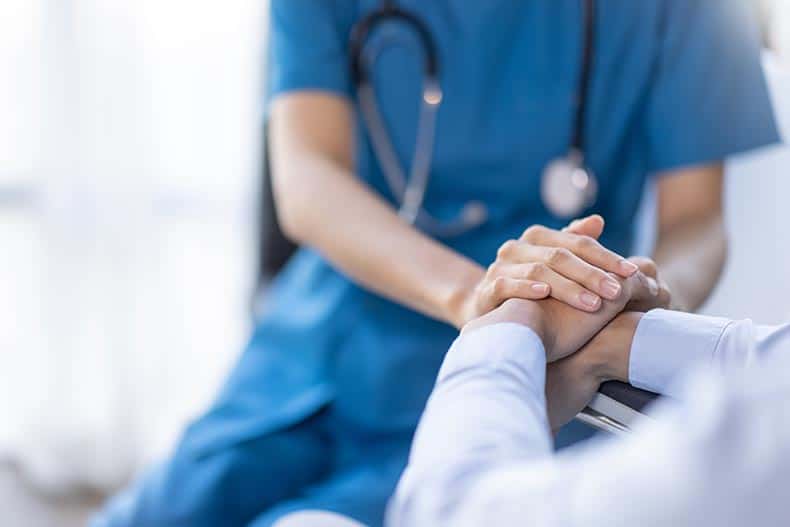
[625,256,672,311]
[463,271,658,363]
[545,312,643,431]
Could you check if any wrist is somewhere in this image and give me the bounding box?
[495,299,552,353]
[446,266,485,329]
[588,312,643,383]
[460,298,551,354]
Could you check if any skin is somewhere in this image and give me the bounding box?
[545,312,643,432]
[270,93,719,329]
[270,92,489,328]
[462,291,650,432]
[463,273,658,364]
[463,218,640,319]
[270,93,725,442]
[537,171,728,432]
[541,249,668,432]
[652,164,727,312]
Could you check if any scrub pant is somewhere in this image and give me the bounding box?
[91,406,412,527]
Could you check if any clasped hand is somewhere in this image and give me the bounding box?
[462,215,671,431]
[457,215,671,327]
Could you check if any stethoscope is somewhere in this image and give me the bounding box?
[351,0,598,237]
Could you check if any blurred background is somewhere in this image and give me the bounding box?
[0,1,788,525]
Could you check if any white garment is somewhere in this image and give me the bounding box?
[387,311,790,527]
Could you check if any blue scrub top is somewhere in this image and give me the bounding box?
[188,0,778,454]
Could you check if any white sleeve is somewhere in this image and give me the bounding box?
[386,323,555,527]
[388,316,790,527]
[558,350,790,527]
[628,309,790,397]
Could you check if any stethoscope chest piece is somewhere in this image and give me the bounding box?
[352,0,598,233]
[540,149,598,219]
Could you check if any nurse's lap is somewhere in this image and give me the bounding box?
[90,411,332,527]
[250,450,407,527]
[273,511,365,527]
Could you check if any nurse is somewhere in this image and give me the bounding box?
[94,1,779,526]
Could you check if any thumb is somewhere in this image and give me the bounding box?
[563,214,605,239]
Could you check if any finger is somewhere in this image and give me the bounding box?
[625,258,672,310]
[562,214,605,239]
[512,244,624,301]
[482,276,551,312]
[627,256,658,279]
[508,262,603,312]
[522,226,638,278]
[657,283,672,308]
[629,271,660,303]
[646,279,672,309]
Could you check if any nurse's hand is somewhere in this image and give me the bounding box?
[566,219,671,311]
[463,268,660,363]
[563,221,672,312]
[544,270,666,432]
[458,215,639,324]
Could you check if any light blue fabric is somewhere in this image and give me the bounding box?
[629,309,733,395]
[92,407,412,527]
[97,1,780,526]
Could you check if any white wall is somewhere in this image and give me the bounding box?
[760,0,790,57]
[702,54,790,324]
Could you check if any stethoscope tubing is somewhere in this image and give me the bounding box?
[351,0,596,234]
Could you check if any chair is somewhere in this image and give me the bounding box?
[257,123,298,287]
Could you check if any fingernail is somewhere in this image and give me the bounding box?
[579,292,601,309]
[600,278,622,300]
[531,283,549,295]
[619,259,639,276]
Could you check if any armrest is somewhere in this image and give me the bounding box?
[598,381,660,413]
[576,381,661,435]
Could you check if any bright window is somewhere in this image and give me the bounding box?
[0,0,265,492]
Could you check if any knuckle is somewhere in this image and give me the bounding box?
[573,235,596,251]
[486,261,501,277]
[497,239,518,259]
[546,247,570,266]
[632,256,658,277]
[525,262,546,279]
[491,276,508,296]
[522,225,544,242]
[587,266,607,283]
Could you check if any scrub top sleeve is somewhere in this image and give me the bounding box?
[267,0,356,102]
[643,0,780,174]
